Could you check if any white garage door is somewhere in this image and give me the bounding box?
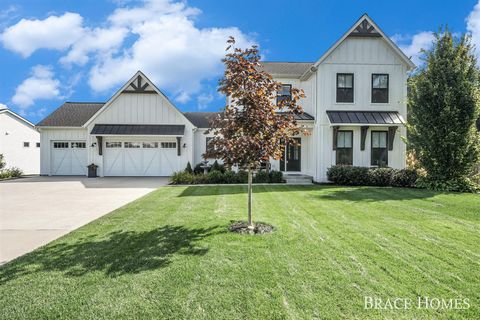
[103,140,179,176]
[51,141,87,175]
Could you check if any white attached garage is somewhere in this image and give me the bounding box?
[50,141,87,175]
[103,139,179,176]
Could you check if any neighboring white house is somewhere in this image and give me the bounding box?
[37,14,414,182]
[0,106,40,174]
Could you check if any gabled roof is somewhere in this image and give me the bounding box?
[36,102,104,127]
[300,14,416,80]
[83,71,195,127]
[0,107,36,128]
[257,62,314,78]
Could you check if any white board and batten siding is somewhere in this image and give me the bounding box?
[313,37,409,181]
[39,128,87,175]
[86,91,195,177]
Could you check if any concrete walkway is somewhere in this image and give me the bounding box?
[0,176,169,264]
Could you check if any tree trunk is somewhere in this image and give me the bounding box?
[247,169,253,227]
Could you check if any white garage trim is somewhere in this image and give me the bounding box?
[102,138,179,176]
[50,141,87,176]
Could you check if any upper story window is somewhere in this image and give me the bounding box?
[372,74,389,103]
[336,73,354,103]
[276,84,292,105]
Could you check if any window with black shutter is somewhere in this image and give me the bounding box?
[336,74,354,103]
[372,74,389,103]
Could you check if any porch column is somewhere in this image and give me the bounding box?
[332,126,339,150]
[96,136,103,156]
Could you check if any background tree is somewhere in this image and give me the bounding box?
[408,29,480,191]
[205,37,306,227]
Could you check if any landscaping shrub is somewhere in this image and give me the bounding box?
[367,167,394,186]
[269,170,283,183]
[0,154,23,180]
[391,169,419,188]
[170,169,285,185]
[193,163,204,175]
[185,162,193,174]
[253,171,270,183]
[210,160,225,173]
[327,166,369,186]
[416,176,479,193]
[327,166,420,188]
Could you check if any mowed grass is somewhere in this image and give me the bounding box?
[0,185,479,319]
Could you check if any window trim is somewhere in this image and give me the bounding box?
[335,130,353,165]
[276,84,292,105]
[371,74,389,104]
[370,130,389,166]
[336,73,354,103]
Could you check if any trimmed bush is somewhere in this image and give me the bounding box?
[253,171,270,183]
[185,162,193,174]
[269,170,283,183]
[391,169,418,188]
[193,163,204,175]
[0,167,23,180]
[416,176,479,193]
[327,166,419,188]
[170,169,285,185]
[210,160,225,173]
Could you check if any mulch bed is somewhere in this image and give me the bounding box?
[228,220,275,235]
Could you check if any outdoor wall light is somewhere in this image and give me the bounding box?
[183,143,186,148]
[91,142,97,147]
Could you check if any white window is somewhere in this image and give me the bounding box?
[53,142,69,148]
[106,142,122,148]
[23,142,30,147]
[125,142,141,148]
[143,142,158,148]
[71,142,86,148]
[161,142,176,148]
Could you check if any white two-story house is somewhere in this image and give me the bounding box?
[36,14,414,182]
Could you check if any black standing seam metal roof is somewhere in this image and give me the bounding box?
[184,112,315,128]
[36,102,105,127]
[90,124,185,136]
[326,111,404,124]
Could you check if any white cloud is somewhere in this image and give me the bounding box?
[467,1,480,56]
[197,92,214,110]
[1,12,84,57]
[392,31,435,67]
[88,0,255,101]
[12,65,61,109]
[0,103,7,110]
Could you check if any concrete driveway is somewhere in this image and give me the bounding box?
[0,176,169,264]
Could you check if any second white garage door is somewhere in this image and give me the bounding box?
[51,141,87,175]
[103,140,179,176]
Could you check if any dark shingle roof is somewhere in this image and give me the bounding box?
[91,124,185,135]
[36,102,105,127]
[184,112,220,128]
[257,62,314,77]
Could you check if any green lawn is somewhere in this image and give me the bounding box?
[0,185,479,319]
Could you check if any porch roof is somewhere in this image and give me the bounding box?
[90,124,185,136]
[326,111,404,125]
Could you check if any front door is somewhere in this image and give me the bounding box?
[280,138,301,171]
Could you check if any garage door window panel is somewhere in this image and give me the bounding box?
[106,142,122,148]
[54,142,69,148]
[125,142,141,148]
[161,142,176,148]
[71,142,86,148]
[143,142,159,148]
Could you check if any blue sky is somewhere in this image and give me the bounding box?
[0,0,479,124]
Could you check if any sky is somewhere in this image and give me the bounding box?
[0,0,479,124]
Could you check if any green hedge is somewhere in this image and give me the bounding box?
[171,170,284,185]
[0,167,23,180]
[327,166,418,188]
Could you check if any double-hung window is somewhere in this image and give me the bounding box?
[371,131,388,166]
[336,74,354,103]
[372,74,389,103]
[336,131,353,165]
[276,84,292,106]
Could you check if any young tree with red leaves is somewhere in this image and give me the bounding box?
[205,37,307,227]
